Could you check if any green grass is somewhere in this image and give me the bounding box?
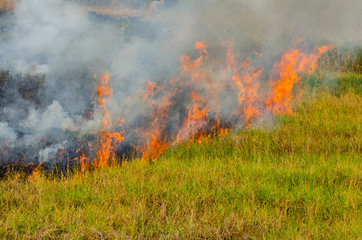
[1,73,361,238]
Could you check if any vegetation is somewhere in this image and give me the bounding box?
[0,56,361,238]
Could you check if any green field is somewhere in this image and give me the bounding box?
[1,53,361,239]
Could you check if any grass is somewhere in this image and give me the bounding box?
[0,70,361,238]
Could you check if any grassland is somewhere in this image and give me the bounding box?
[0,61,361,239]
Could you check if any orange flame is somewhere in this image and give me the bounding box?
[29,162,42,181]
[94,73,125,168]
[266,45,334,115]
[8,173,20,182]
[73,147,88,172]
[176,93,209,143]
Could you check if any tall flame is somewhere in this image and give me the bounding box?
[94,73,125,168]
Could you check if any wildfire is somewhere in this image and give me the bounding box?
[69,40,332,171]
[130,40,332,162]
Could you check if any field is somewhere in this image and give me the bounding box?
[1,53,361,238]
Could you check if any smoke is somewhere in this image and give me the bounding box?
[1,0,118,70]
[0,0,361,168]
[0,122,17,144]
[22,101,73,133]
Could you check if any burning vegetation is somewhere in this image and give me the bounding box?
[0,38,333,175]
[0,0,360,177]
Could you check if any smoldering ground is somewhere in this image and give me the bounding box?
[0,0,361,171]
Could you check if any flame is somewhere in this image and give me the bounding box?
[94,73,125,168]
[140,82,174,161]
[134,40,332,162]
[176,92,209,143]
[73,147,88,172]
[67,40,332,173]
[29,162,42,181]
[232,67,262,124]
[8,173,20,182]
[266,45,334,115]
[223,41,264,124]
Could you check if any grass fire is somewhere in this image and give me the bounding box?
[0,0,361,239]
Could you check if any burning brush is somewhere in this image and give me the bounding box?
[0,39,333,175]
[63,40,333,171]
[0,0,341,177]
[0,40,332,176]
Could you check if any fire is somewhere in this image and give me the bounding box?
[29,162,42,181]
[133,40,332,162]
[140,81,173,162]
[68,40,332,172]
[74,148,88,172]
[176,93,209,143]
[232,67,263,124]
[8,173,20,182]
[266,45,334,115]
[94,73,125,168]
[223,41,264,124]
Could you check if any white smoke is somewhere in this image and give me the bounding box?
[0,122,17,144]
[39,140,68,166]
[23,101,73,133]
[0,0,120,72]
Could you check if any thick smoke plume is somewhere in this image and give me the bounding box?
[0,0,361,170]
